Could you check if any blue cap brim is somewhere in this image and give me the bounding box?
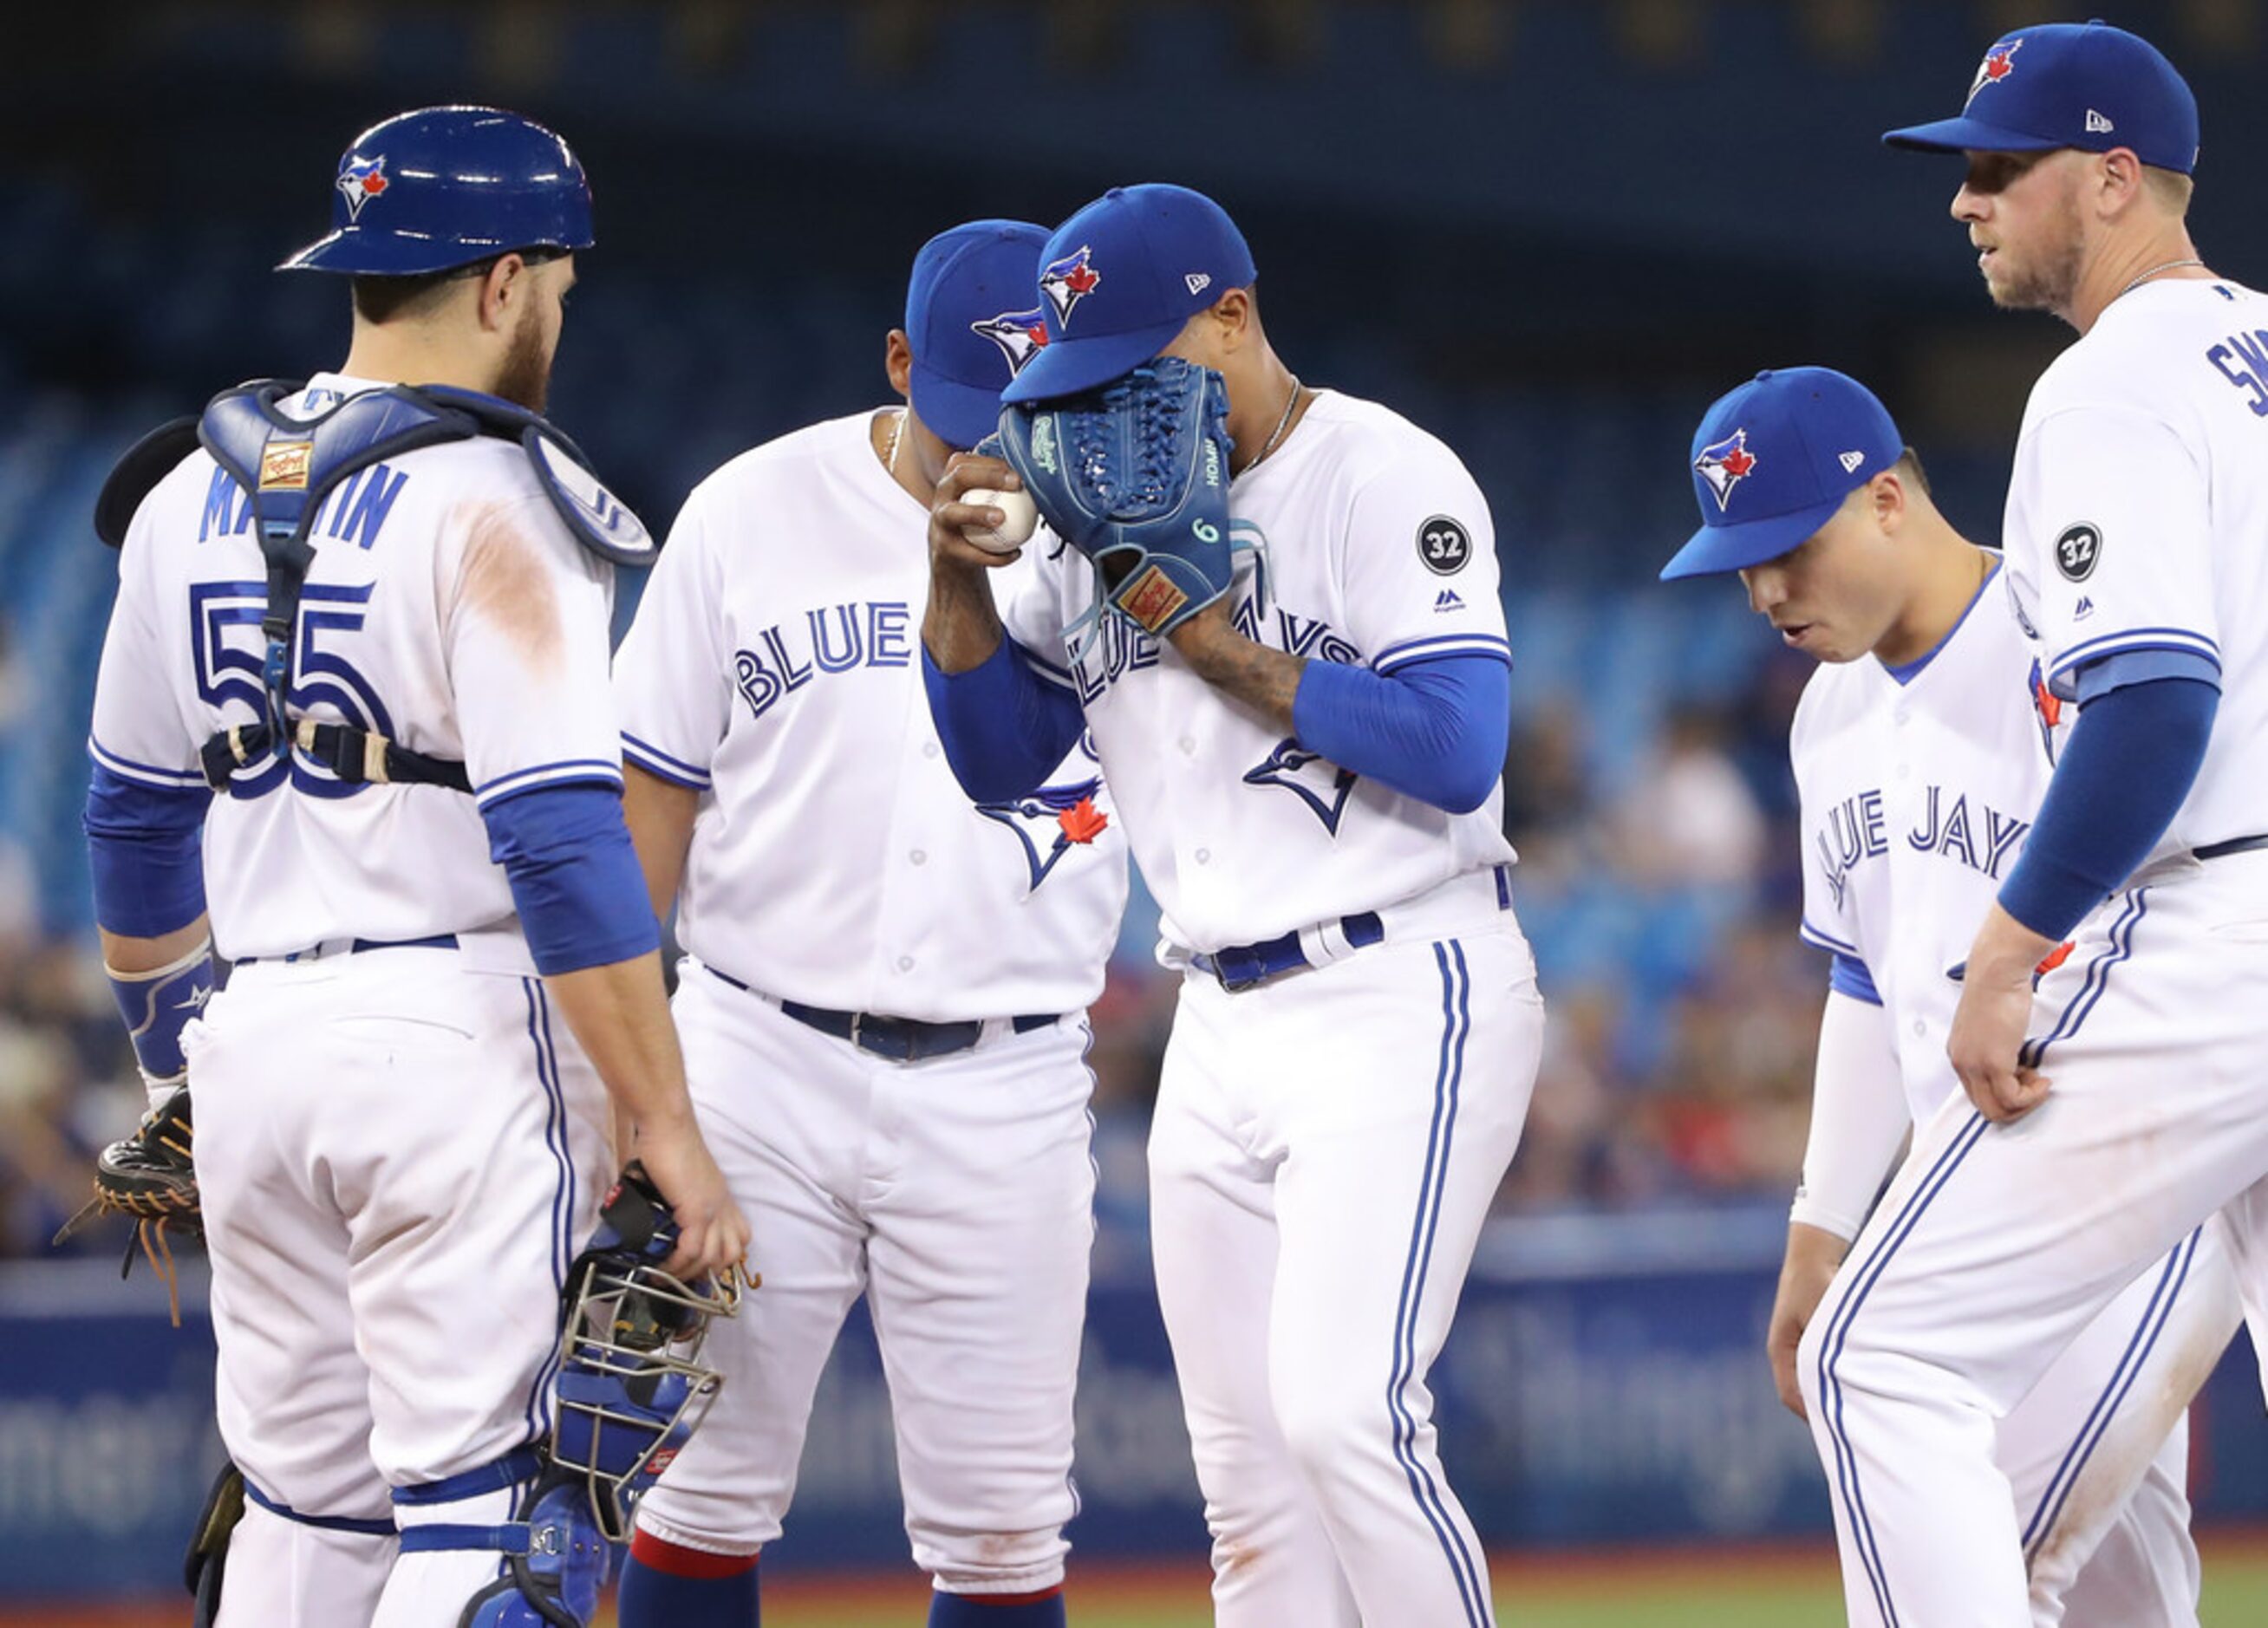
[1660,492,1848,583]
[909,360,1009,453]
[999,316,1189,404]
[1882,117,2066,155]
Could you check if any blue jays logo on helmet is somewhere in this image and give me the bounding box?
[1242,740,1357,835]
[1040,246,1102,329]
[1967,37,2023,102]
[976,778,1110,892]
[971,308,1051,380]
[336,154,391,222]
[1692,428,1759,513]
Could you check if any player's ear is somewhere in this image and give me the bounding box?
[2095,148,2145,219]
[1211,288,1255,354]
[883,329,914,398]
[1870,469,1908,534]
[473,253,526,335]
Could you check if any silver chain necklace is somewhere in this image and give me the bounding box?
[1244,374,1303,472]
[2115,257,2206,302]
[883,407,905,472]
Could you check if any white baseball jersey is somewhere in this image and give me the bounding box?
[613,409,1128,1019]
[998,388,1516,956]
[1793,563,2054,1125]
[2002,279,2268,856]
[88,372,622,972]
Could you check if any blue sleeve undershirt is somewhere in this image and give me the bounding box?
[1291,652,1510,815]
[482,782,661,975]
[1997,667,2219,941]
[84,765,211,938]
[1829,952,1883,1006]
[922,638,1086,804]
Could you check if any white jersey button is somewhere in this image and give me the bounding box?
[910,850,927,866]
[1195,848,1211,864]
[1894,707,1911,726]
[1179,737,1196,754]
[897,955,915,972]
[1913,1019,1927,1038]
[922,741,940,759]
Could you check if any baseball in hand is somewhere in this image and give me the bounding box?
[961,487,1037,554]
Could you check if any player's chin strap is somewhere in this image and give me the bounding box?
[96,381,655,797]
[392,1165,744,1628]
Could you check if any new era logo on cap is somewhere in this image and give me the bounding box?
[1186,272,1212,296]
[1839,450,1866,473]
[2086,109,2115,133]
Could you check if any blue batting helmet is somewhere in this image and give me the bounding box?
[280,106,594,277]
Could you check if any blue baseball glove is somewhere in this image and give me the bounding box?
[995,357,1235,639]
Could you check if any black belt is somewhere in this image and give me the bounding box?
[1193,911,1386,993]
[235,934,459,967]
[703,966,1057,1063]
[2197,833,2268,861]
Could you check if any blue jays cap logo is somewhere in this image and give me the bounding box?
[971,307,1050,379]
[1693,428,1759,512]
[336,154,391,222]
[1040,246,1102,329]
[1968,38,2023,102]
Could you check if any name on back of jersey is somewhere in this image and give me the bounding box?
[1814,784,2030,911]
[199,461,411,551]
[733,599,916,720]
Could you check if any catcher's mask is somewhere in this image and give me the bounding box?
[549,1169,744,1542]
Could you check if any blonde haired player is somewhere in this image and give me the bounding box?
[610,221,1127,1628]
[1665,365,2240,1625]
[82,107,745,1627]
[1789,24,2268,1622]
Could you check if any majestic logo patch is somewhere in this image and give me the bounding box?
[336,154,390,221]
[259,440,314,492]
[976,780,1110,892]
[1692,428,1758,511]
[1968,38,2023,101]
[1434,589,1464,612]
[2054,523,2102,583]
[971,307,1050,379]
[1244,739,1358,835]
[1040,246,1101,328]
[1418,516,1473,576]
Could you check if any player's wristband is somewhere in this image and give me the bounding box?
[106,941,216,1091]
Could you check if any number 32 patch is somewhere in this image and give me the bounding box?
[1418,516,1473,576]
[2055,523,2102,582]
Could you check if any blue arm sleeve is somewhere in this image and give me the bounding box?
[922,637,1087,804]
[1997,674,2218,940]
[1289,652,1511,815]
[1829,952,1883,1006]
[83,765,212,938]
[482,782,662,976]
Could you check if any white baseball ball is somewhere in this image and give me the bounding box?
[961,487,1038,555]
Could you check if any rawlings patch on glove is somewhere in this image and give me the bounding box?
[997,357,1235,639]
[54,1085,201,1325]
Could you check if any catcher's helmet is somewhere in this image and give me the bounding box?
[281,105,593,277]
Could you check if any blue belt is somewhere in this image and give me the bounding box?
[703,966,1057,1063]
[1194,912,1385,993]
[235,933,459,967]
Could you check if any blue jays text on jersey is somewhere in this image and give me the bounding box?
[1812,784,2032,911]
[731,599,917,721]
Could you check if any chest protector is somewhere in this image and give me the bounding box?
[98,381,655,794]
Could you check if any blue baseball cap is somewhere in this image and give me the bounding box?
[999,184,1257,404]
[281,106,595,276]
[1883,21,2200,175]
[1660,368,1906,582]
[904,220,1051,451]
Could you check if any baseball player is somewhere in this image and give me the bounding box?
[81,107,746,1627]
[922,184,1541,1628]
[1665,365,2241,1625]
[1789,23,2268,1624]
[608,222,1127,1628]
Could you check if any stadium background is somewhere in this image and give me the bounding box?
[4,1,2268,1621]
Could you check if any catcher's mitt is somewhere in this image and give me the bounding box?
[54,1084,200,1325]
[997,356,1235,640]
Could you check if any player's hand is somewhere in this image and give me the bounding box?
[1948,903,2058,1123]
[1767,1222,1850,1419]
[928,453,1026,572]
[629,1112,751,1285]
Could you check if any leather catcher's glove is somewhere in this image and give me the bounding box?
[997,356,1235,639]
[54,1084,201,1323]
